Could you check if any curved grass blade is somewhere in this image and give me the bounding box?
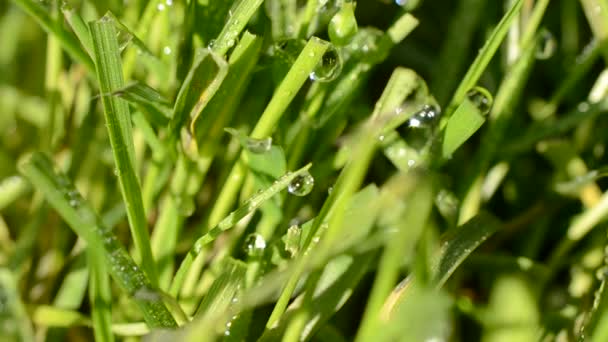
[211,0,264,56]
[18,152,177,328]
[169,164,313,296]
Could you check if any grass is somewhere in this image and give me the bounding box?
[2,0,608,341]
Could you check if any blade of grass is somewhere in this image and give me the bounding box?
[203,37,329,231]
[442,0,523,125]
[355,173,434,342]
[88,247,115,342]
[18,152,177,328]
[211,0,264,56]
[89,18,158,285]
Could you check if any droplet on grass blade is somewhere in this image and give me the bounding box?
[288,171,315,196]
[244,233,266,257]
[466,86,493,116]
[246,137,272,154]
[329,2,358,46]
[408,104,441,128]
[310,45,343,82]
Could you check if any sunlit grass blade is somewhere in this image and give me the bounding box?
[18,152,177,328]
[88,247,114,342]
[89,18,158,285]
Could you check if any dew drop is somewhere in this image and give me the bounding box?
[163,46,172,55]
[310,46,342,82]
[408,104,440,128]
[536,30,556,60]
[244,233,266,257]
[246,137,272,154]
[288,172,315,196]
[466,86,493,115]
[116,30,133,52]
[157,2,166,11]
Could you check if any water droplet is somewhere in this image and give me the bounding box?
[157,2,166,11]
[578,102,590,112]
[246,137,272,154]
[329,2,358,46]
[163,46,172,55]
[288,172,315,196]
[536,30,556,60]
[466,86,493,115]
[408,104,440,128]
[165,0,173,5]
[244,233,266,257]
[207,39,216,49]
[310,46,342,82]
[116,30,133,52]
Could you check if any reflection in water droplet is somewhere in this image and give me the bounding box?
[244,233,266,257]
[288,172,315,196]
[246,137,272,154]
[466,86,493,115]
[310,46,342,82]
[408,105,440,128]
[536,30,556,60]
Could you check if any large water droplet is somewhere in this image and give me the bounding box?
[466,86,493,116]
[246,137,272,154]
[536,30,556,60]
[288,171,315,196]
[117,30,133,52]
[328,2,358,46]
[310,46,342,82]
[244,233,266,257]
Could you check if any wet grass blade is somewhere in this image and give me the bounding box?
[443,0,523,122]
[89,18,158,285]
[18,152,177,328]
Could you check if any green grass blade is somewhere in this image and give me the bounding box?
[169,49,228,144]
[356,173,434,342]
[88,247,115,342]
[443,0,523,123]
[211,0,264,56]
[441,94,490,158]
[0,268,34,341]
[18,152,177,328]
[89,18,158,285]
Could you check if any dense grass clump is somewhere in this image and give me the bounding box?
[3,0,608,340]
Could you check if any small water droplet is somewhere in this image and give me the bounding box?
[117,30,133,52]
[165,0,173,5]
[246,137,272,153]
[536,30,556,60]
[163,46,172,55]
[244,233,266,257]
[157,2,166,11]
[466,86,493,115]
[578,102,590,112]
[408,104,440,128]
[208,39,216,49]
[288,172,315,196]
[310,46,342,82]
